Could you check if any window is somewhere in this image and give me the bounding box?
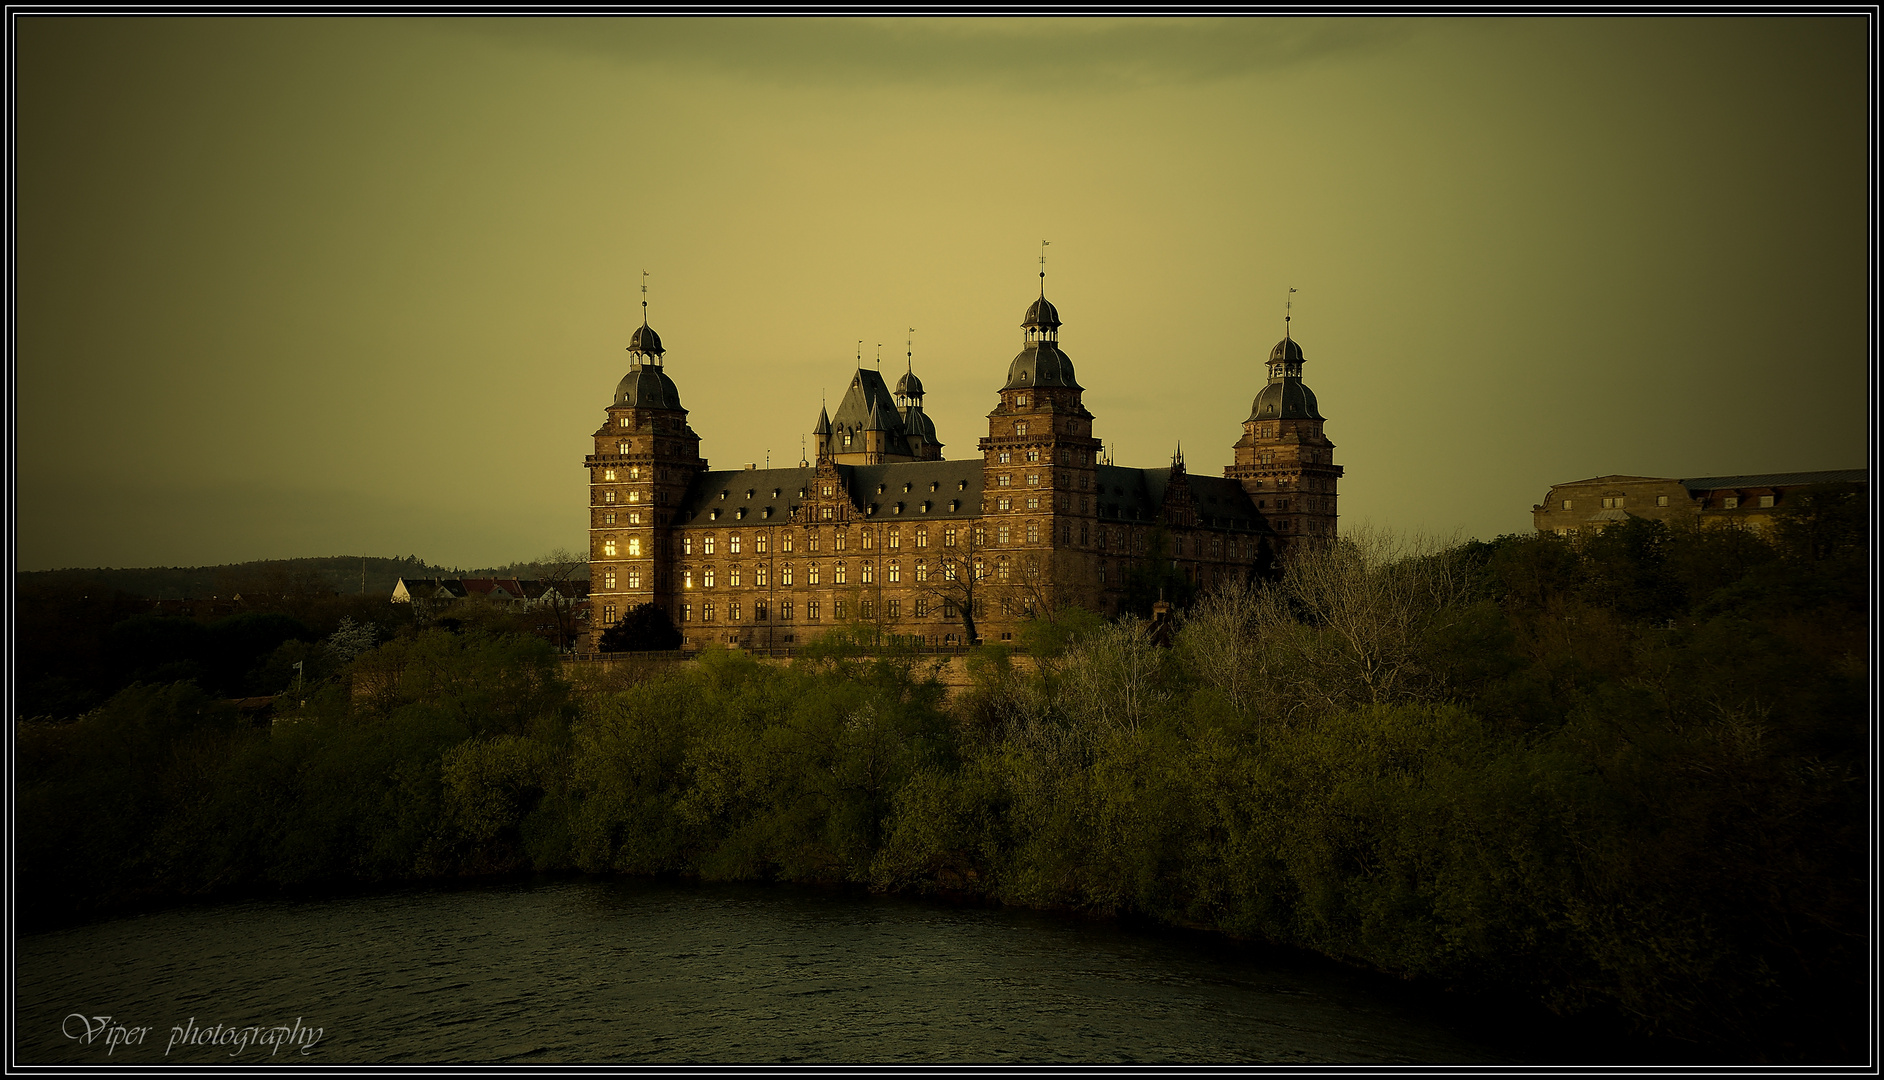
[603,539,618,557]
[627,490,639,502]
[861,562,874,584]
[629,510,641,525]
[683,569,694,589]
[974,526,985,545]
[843,432,852,447]
[1080,524,1089,544]
[703,601,715,622]
[915,561,928,583]
[861,531,874,550]
[756,533,769,554]
[603,511,616,525]
[822,484,833,497]
[915,528,928,548]
[603,468,617,481]
[807,600,821,621]
[1026,495,1038,510]
[887,598,900,618]
[1061,524,1071,544]
[835,599,847,620]
[944,527,958,547]
[781,600,794,620]
[603,604,617,624]
[997,474,1010,488]
[1098,562,1107,585]
[943,561,958,581]
[1656,495,1670,507]
[604,490,617,504]
[627,569,641,589]
[836,529,848,551]
[1026,450,1039,463]
[782,565,794,586]
[1098,529,1109,550]
[683,537,693,556]
[703,568,715,588]
[820,506,833,521]
[914,598,929,617]
[629,466,640,480]
[888,562,900,583]
[859,600,872,619]
[809,532,821,552]
[1015,420,1029,436]
[943,600,957,618]
[998,450,1011,464]
[998,525,1010,544]
[888,530,901,550]
[728,601,741,622]
[756,565,768,586]
[997,558,1010,582]
[755,600,768,620]
[628,538,641,557]
[1027,523,1040,543]
[973,559,985,580]
[729,567,741,587]
[809,564,821,585]
[1561,500,1573,510]
[1016,393,1029,406]
[1759,495,1774,508]
[620,417,631,427]
[730,534,742,554]
[1601,497,1623,509]
[782,533,794,553]
[1723,496,1740,509]
[835,563,847,585]
[603,568,617,589]
[681,603,691,622]
[704,535,717,555]
[1027,474,1039,487]
[997,497,1011,511]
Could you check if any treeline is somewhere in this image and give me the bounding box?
[15,488,1866,1059]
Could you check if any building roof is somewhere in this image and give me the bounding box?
[895,369,924,398]
[1270,336,1304,362]
[628,323,664,357]
[1093,465,1271,531]
[1005,341,1081,390]
[1023,294,1062,330]
[1679,469,1867,492]
[616,363,684,410]
[676,460,988,525]
[1249,378,1323,422]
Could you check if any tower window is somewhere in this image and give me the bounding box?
[603,512,616,525]
[603,568,616,589]
[618,441,629,454]
[1015,421,1029,436]
[604,491,617,504]
[619,418,630,427]
[603,539,617,557]
[628,538,642,557]
[627,569,641,589]
[1016,394,1029,407]
[998,450,1011,464]
[603,468,617,481]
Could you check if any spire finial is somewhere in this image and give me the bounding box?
[641,270,649,327]
[907,328,914,374]
[856,340,862,371]
[876,343,882,369]
[1039,239,1050,296]
[1285,286,1296,339]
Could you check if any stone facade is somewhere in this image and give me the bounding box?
[585,286,1343,651]
[1531,470,1867,537]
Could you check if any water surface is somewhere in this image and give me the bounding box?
[17,878,1512,1064]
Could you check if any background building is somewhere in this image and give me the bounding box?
[1532,469,1867,536]
[585,283,1342,651]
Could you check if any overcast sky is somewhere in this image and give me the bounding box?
[15,17,1869,571]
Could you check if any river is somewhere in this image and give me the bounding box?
[17,878,1519,1064]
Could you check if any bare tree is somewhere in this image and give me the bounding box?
[921,523,989,645]
[528,547,588,651]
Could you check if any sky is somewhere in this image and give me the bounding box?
[14,16,1871,571]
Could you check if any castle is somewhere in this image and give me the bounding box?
[583,278,1342,651]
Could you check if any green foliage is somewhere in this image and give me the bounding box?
[13,518,1866,1058]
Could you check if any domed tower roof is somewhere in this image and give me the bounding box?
[616,366,682,409]
[895,369,925,398]
[1249,380,1322,422]
[628,322,665,358]
[1023,295,1062,330]
[1005,342,1080,390]
[1270,336,1304,362]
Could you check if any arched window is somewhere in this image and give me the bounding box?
[603,568,617,589]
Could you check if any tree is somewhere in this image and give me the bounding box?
[599,603,682,652]
[922,523,990,645]
[526,547,589,651]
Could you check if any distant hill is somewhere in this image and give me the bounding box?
[17,555,589,602]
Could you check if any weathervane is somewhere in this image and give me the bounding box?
[641,270,650,326]
[1039,240,1050,294]
[1285,286,1296,338]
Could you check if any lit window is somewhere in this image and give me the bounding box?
[998,497,1011,511]
[756,565,768,586]
[1027,450,1039,463]
[998,451,1011,464]
[998,525,1010,544]
[730,534,742,554]
[603,468,617,481]
[1724,496,1740,509]
[603,539,618,557]
[915,562,928,583]
[683,537,693,555]
[809,564,821,585]
[628,538,641,556]
[704,535,716,555]
[888,562,900,583]
[627,491,639,502]
[703,601,715,622]
[809,532,821,552]
[887,599,900,618]
[915,598,929,617]
[782,533,794,553]
[808,600,821,621]
[998,474,1011,488]
[604,491,617,504]
[861,531,874,550]
[729,567,741,587]
[1562,500,1572,510]
[1027,474,1039,487]
[1758,495,1774,508]
[603,604,617,624]
[944,562,957,581]
[757,533,769,553]
[889,530,901,550]
[782,565,794,586]
[629,510,641,524]
[627,569,641,589]
[1656,495,1669,507]
[1017,394,1029,406]
[682,603,691,622]
[729,601,741,622]
[823,484,833,497]
[835,563,847,585]
[915,528,928,548]
[617,441,629,455]
[836,530,848,551]
[603,568,617,589]
[603,511,616,525]
[997,558,1010,582]
[974,526,985,545]
[861,563,873,584]
[781,600,794,620]
[944,527,958,547]
[834,599,847,620]
[619,417,631,427]
[1026,496,1038,509]
[1027,523,1040,543]
[1015,421,1029,436]
[821,507,833,521]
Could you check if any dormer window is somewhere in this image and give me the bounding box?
[619,418,630,427]
[1017,393,1030,406]
[617,442,629,454]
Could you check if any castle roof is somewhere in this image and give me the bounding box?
[616,364,684,410]
[674,460,984,524]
